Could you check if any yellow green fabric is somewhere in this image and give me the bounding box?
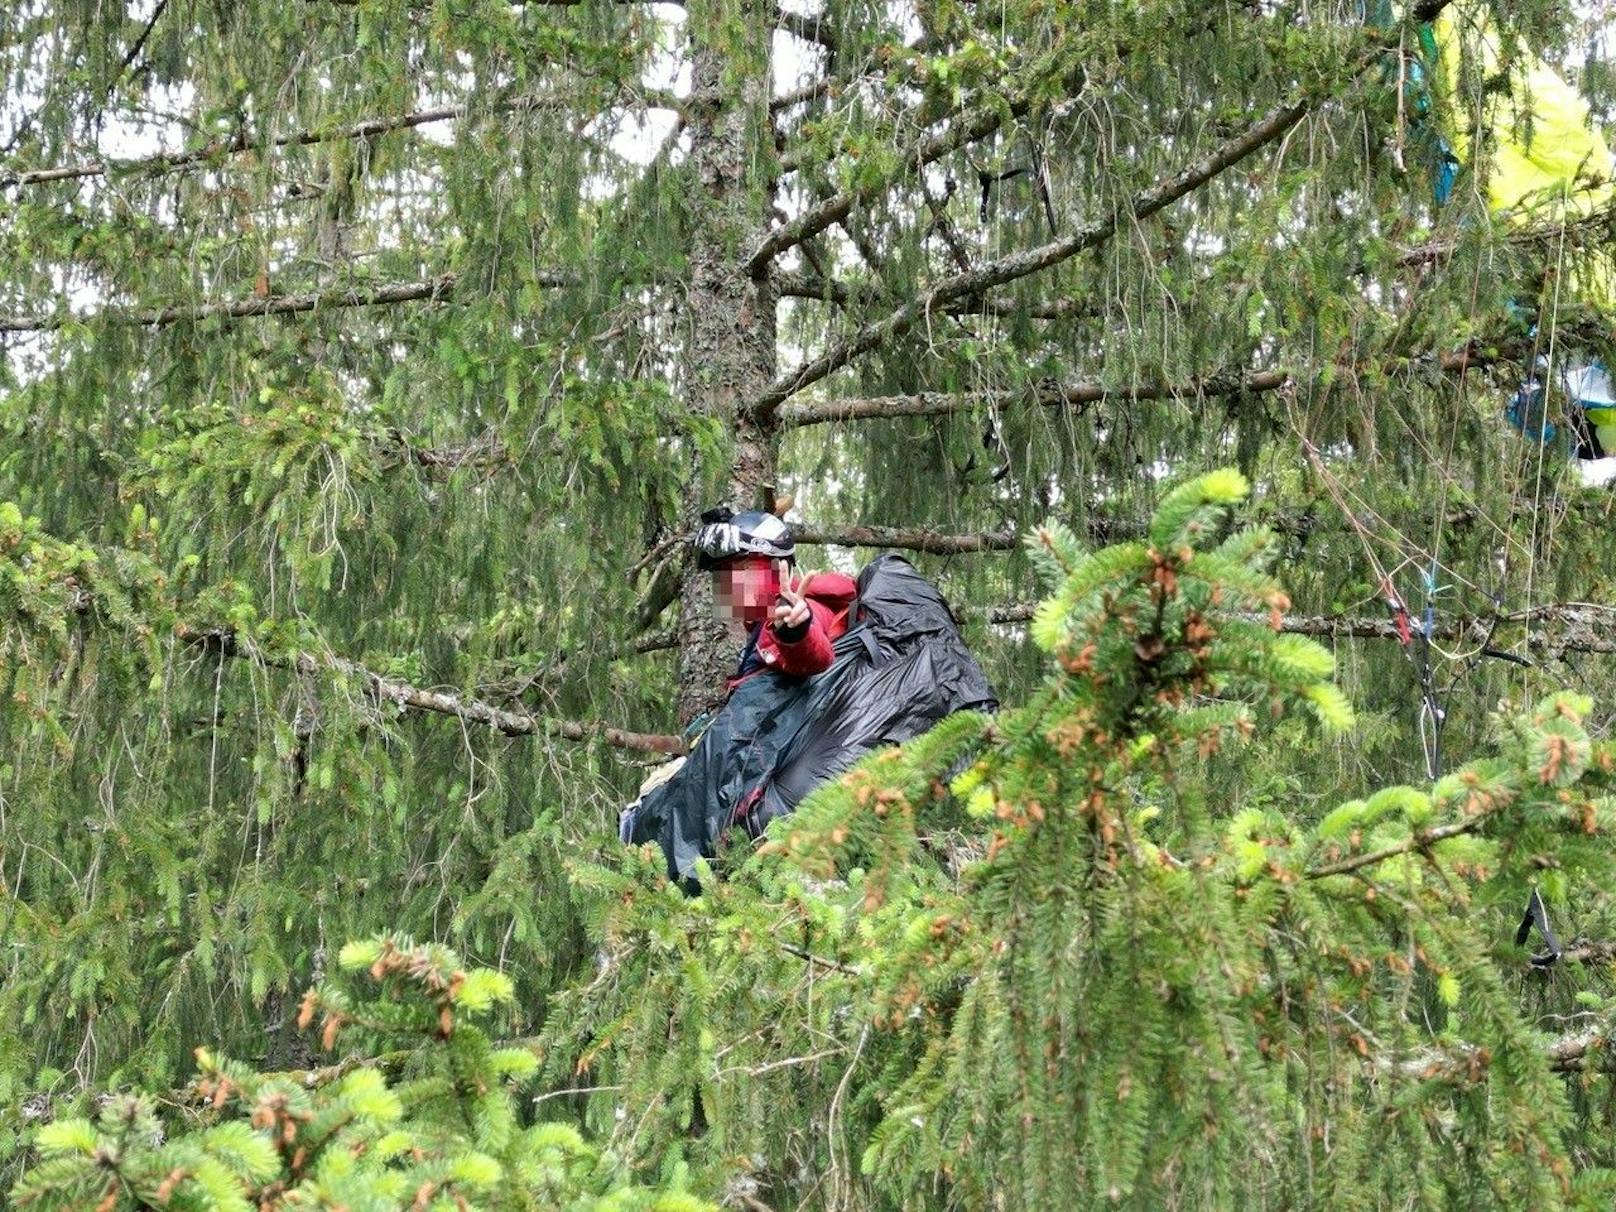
[1432,8,1613,217]
[1431,7,1615,307]
[1589,409,1616,453]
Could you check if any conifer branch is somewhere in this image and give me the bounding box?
[771,329,1504,429]
[793,523,1018,553]
[1396,1025,1615,1082]
[759,0,1276,253]
[1305,819,1484,879]
[775,271,1098,320]
[988,601,1616,654]
[175,625,685,754]
[631,602,1614,657]
[1542,1026,1614,1073]
[115,1016,1616,1122]
[798,517,1168,551]
[0,91,629,191]
[378,430,512,472]
[2,271,554,332]
[776,371,1292,427]
[1394,197,1616,271]
[310,0,834,48]
[749,92,1029,275]
[752,94,1320,415]
[1556,940,1616,966]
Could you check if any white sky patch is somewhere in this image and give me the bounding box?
[1578,456,1616,487]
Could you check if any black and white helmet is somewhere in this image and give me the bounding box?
[692,507,795,569]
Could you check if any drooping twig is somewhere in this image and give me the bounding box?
[775,272,1096,320]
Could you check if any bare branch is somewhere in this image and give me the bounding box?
[794,522,1016,554]
[774,272,877,307]
[771,78,833,112]
[752,94,1318,416]
[635,627,679,654]
[175,624,685,754]
[779,942,862,976]
[110,0,169,90]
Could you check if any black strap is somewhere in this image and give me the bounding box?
[1515,887,1562,968]
[734,623,764,678]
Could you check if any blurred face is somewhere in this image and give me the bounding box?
[713,556,780,627]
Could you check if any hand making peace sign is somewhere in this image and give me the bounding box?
[772,559,811,630]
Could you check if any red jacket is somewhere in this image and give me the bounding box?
[728,571,857,690]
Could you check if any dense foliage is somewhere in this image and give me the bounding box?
[4,0,1616,1205]
[546,473,1616,1208]
[15,935,711,1210]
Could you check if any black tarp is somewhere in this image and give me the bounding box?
[622,554,998,881]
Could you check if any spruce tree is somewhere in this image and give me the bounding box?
[4,0,1616,1205]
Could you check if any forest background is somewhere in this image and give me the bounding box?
[5,0,1616,1207]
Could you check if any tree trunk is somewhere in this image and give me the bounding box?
[675,0,779,727]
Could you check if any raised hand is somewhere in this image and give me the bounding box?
[772,560,811,630]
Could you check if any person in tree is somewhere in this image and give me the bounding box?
[623,507,994,883]
[619,509,855,868]
[692,507,857,687]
